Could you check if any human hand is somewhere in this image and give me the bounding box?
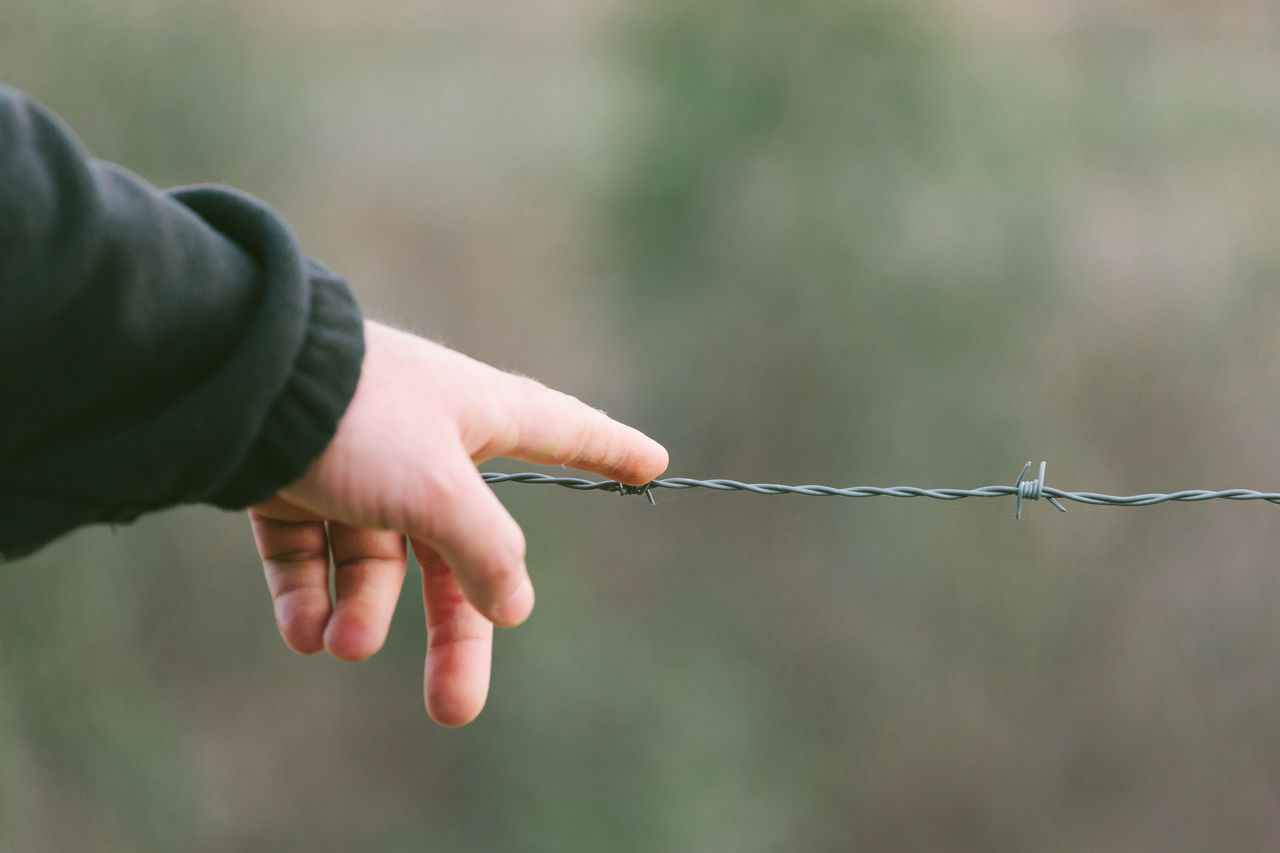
[248,321,668,725]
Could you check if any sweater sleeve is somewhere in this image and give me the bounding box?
[0,86,365,560]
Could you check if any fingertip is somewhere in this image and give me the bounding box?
[492,575,535,628]
[272,592,330,655]
[641,435,670,482]
[281,632,326,656]
[323,616,386,662]
[426,689,487,727]
[422,631,493,727]
[613,427,669,486]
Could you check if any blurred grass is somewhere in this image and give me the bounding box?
[4,0,1280,850]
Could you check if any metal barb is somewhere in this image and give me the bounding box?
[621,482,658,505]
[603,480,658,505]
[1014,460,1068,520]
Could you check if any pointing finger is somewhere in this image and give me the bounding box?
[477,375,668,485]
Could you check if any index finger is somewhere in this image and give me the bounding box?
[477,375,668,485]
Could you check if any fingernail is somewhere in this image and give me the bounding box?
[494,576,534,627]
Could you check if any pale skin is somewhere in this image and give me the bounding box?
[248,321,668,726]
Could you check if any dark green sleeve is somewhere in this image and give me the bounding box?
[0,86,365,559]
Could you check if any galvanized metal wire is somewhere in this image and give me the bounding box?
[482,461,1280,519]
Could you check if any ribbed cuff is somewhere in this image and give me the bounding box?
[209,262,365,508]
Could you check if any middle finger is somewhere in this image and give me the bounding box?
[325,523,409,661]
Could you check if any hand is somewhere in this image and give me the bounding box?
[247,321,668,725]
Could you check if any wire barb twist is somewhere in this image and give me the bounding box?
[480,464,1280,519]
[611,481,657,505]
[1014,461,1068,520]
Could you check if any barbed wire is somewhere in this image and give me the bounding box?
[482,461,1280,520]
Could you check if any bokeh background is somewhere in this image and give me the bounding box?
[4,0,1280,849]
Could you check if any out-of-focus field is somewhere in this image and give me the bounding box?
[3,1,1280,849]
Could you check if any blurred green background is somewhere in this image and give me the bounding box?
[4,0,1280,849]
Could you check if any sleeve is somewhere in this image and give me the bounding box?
[0,85,365,560]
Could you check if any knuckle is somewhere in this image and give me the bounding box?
[406,465,470,541]
[464,377,516,453]
[262,545,328,568]
[593,427,627,474]
[548,401,597,467]
[426,614,491,650]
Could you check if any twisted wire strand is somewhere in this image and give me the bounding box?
[481,462,1280,519]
